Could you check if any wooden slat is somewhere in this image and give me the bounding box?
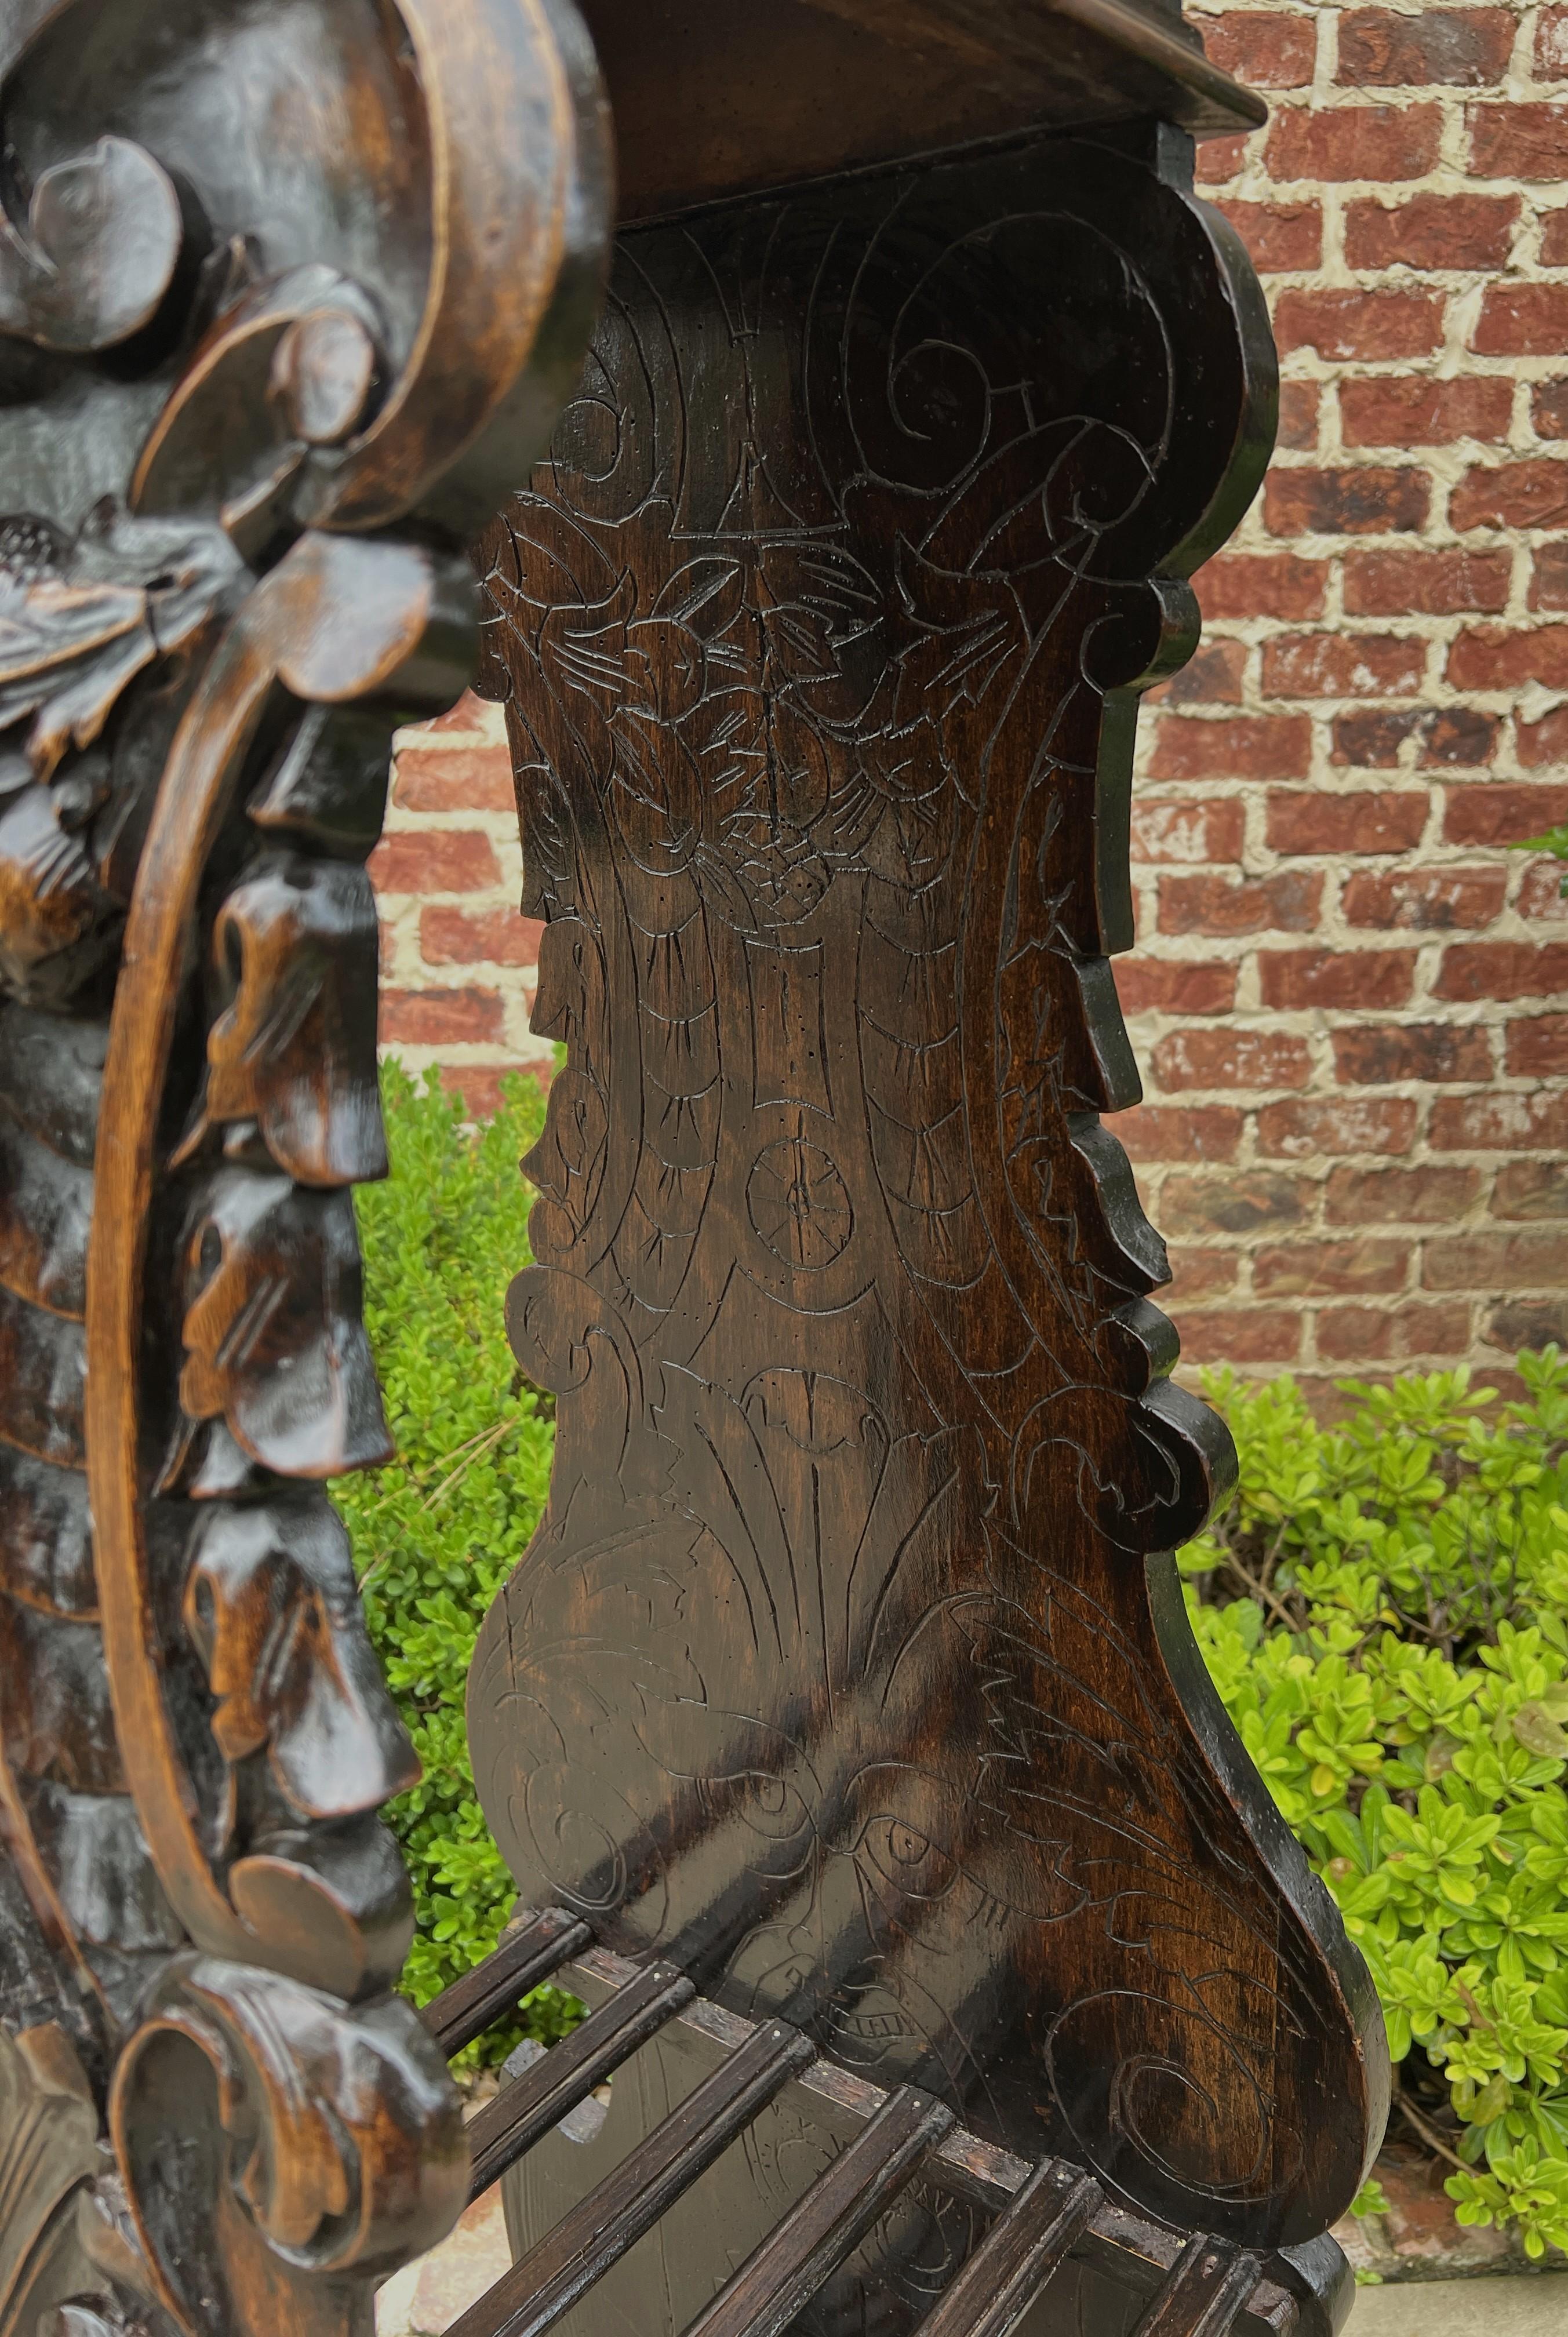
[682,2085,955,2337]
[467,1960,694,2199]
[448,2016,816,2337]
[421,1908,591,2059]
[910,2160,1104,2337]
[1132,2236,1261,2337]
[553,1946,1320,2337]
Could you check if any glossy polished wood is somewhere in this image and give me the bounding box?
[471,140,1386,2337]
[578,0,1265,221]
[454,2019,817,2337]
[0,3,610,2333]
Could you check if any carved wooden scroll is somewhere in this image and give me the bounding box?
[0,4,610,2334]
[469,126,1388,2335]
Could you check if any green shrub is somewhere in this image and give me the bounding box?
[1183,1353,1568,2259]
[333,1061,578,2062]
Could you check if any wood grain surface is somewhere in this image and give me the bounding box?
[470,130,1387,2337]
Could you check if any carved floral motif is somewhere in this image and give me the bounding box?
[0,1,611,2331]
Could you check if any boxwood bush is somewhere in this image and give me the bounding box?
[1184,1356,1568,2259]
[333,1061,576,2061]
[341,1062,1568,2246]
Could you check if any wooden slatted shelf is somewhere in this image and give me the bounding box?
[449,2015,816,2337]
[465,1960,696,2201]
[682,2085,956,2337]
[421,1906,592,2060]
[421,1914,1334,2337]
[909,2160,1107,2337]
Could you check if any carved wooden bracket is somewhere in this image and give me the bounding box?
[0,4,610,2333]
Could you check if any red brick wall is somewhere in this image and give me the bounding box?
[377,2,1568,1397]
[1119,0,1567,1399]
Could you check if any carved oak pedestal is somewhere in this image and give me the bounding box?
[0,7,1387,2337]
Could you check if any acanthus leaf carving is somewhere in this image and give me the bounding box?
[0,0,612,2329]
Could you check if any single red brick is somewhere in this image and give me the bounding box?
[1267,789,1428,854]
[1488,1298,1568,1353]
[1326,1162,1481,1223]
[1332,709,1420,768]
[1263,632,1426,697]
[1318,1301,1475,1364]
[1177,1308,1303,1366]
[1342,865,1508,929]
[1537,6,1568,74]
[1257,1094,1420,1157]
[1447,624,1568,690]
[421,907,545,968]
[1165,1247,1240,1302]
[1339,7,1514,83]
[1435,940,1568,1000]
[438,1064,549,1117]
[1493,1160,1568,1218]
[1518,710,1568,768]
[1197,9,1318,84]
[1114,959,1238,1014]
[1195,554,1327,621]
[1468,103,1568,180]
[1505,1015,1568,1075]
[1344,547,1511,617]
[1116,1104,1246,1162]
[1544,212,1568,268]
[1418,708,1499,767]
[1149,714,1312,780]
[1530,543,1568,609]
[1149,639,1247,707]
[1445,782,1568,843]
[1339,378,1511,449]
[368,830,502,894]
[1519,858,1568,917]
[1152,1026,1314,1091]
[414,689,495,736]
[1260,948,1416,1009]
[1274,289,1446,363]
[379,987,505,1044]
[1157,870,1323,937]
[1129,798,1247,865]
[1254,1237,1411,1298]
[1160,1170,1314,1235]
[1278,383,1321,452]
[394,745,516,813]
[1473,285,1568,358]
[1423,1228,1566,1290]
[1534,383,1568,444]
[1195,132,1256,186]
[1271,104,1442,181]
[1451,460,1568,530]
[1332,1022,1495,1083]
[1432,1090,1568,1147]
[1344,193,1518,271]
[1265,467,1429,536]
[1216,199,1323,271]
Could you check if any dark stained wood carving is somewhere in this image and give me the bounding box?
[468,126,1388,2337]
[0,3,611,2334]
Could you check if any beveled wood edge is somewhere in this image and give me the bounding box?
[1046,0,1266,135]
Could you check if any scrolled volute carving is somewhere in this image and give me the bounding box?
[110,1956,467,2328]
[0,0,612,2332]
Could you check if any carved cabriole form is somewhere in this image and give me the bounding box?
[0,4,609,2335]
[468,121,1388,2334]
